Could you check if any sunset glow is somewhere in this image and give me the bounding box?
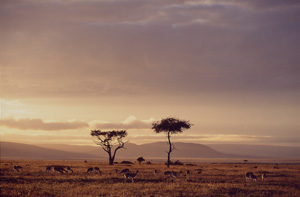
[0,0,299,147]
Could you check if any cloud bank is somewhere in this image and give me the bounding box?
[0,117,89,131]
[0,116,155,131]
[90,116,155,130]
[1,0,299,98]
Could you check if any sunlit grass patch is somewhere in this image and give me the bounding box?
[1,160,300,196]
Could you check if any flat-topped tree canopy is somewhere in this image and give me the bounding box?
[152,117,192,134]
[152,117,192,168]
[91,130,127,140]
[91,129,128,165]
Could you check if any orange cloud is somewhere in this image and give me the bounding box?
[0,116,156,131]
[0,117,89,131]
[90,116,155,130]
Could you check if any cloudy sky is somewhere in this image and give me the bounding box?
[1,0,299,146]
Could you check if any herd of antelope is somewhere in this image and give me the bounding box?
[11,164,268,183]
[245,171,267,182]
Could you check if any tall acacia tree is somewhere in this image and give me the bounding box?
[152,117,192,168]
[91,130,127,165]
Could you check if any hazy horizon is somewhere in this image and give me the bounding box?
[1,0,299,147]
[2,139,300,148]
[2,140,300,161]
[1,135,300,148]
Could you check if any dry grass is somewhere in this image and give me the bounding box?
[1,160,300,196]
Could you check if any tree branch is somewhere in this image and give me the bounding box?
[91,129,128,165]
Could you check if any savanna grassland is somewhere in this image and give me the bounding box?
[1,160,300,196]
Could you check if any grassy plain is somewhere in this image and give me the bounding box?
[1,160,300,196]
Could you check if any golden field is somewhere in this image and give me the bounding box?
[1,160,300,196]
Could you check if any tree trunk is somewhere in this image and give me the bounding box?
[167,131,172,168]
[111,153,116,165]
[108,147,114,165]
[109,156,114,165]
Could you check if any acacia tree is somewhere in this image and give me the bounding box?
[137,157,145,165]
[91,130,128,165]
[152,117,192,168]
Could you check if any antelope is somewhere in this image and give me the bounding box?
[124,170,139,183]
[120,168,130,174]
[164,171,177,179]
[262,173,266,182]
[186,170,190,179]
[13,165,22,172]
[86,167,94,174]
[245,172,253,182]
[67,167,73,173]
[171,171,177,179]
[251,173,257,182]
[197,169,202,174]
[46,166,52,172]
[93,167,101,174]
[86,167,101,174]
[164,171,172,177]
[53,166,68,174]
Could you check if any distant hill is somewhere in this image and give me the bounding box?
[2,141,299,161]
[206,144,300,158]
[1,141,234,160]
[79,142,235,159]
[0,141,100,160]
[114,142,236,158]
[38,142,235,159]
[36,144,98,154]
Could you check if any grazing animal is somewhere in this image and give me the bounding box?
[197,169,203,174]
[13,166,22,172]
[46,166,52,172]
[124,170,139,183]
[120,168,130,174]
[262,173,266,182]
[93,167,101,174]
[251,173,257,182]
[154,169,158,176]
[53,166,68,174]
[171,171,177,179]
[86,167,101,174]
[245,172,254,182]
[164,171,172,176]
[186,170,190,179]
[164,171,177,179]
[67,167,73,173]
[86,167,94,174]
[86,167,100,174]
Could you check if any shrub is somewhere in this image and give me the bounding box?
[137,157,145,165]
[174,160,184,165]
[121,161,133,164]
[186,164,195,166]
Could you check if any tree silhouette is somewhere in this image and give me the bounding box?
[152,117,192,168]
[137,157,145,165]
[91,130,127,165]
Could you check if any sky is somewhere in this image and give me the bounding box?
[0,0,299,147]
